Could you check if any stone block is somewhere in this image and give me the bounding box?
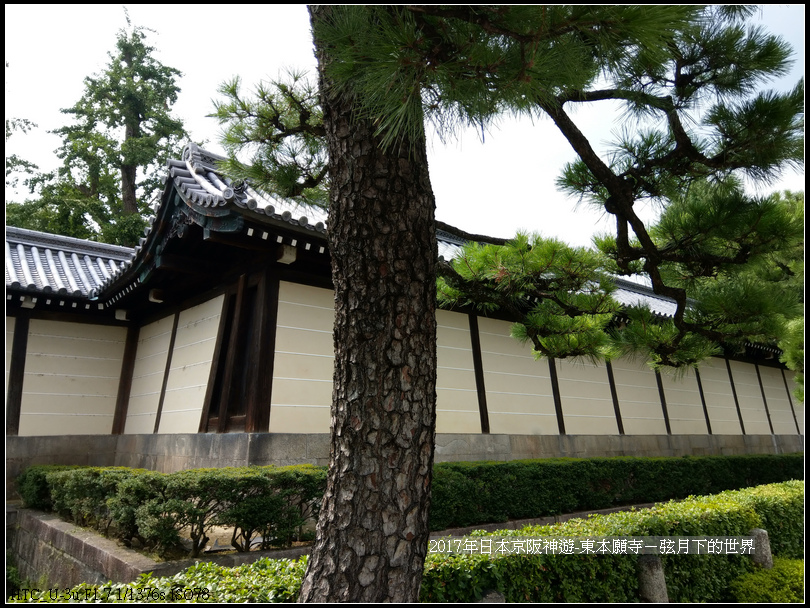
[249,433,309,464]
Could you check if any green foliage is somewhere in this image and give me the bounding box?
[9,479,803,603]
[314,6,699,148]
[107,470,167,546]
[780,318,804,402]
[429,454,802,531]
[15,464,327,559]
[460,481,804,603]
[15,465,86,511]
[211,71,328,206]
[6,18,187,246]
[6,558,307,603]
[730,557,805,603]
[438,233,621,361]
[717,480,805,559]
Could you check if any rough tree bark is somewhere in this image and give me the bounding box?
[297,7,438,603]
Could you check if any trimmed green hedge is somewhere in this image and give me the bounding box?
[16,453,802,557]
[730,557,804,603]
[420,480,804,603]
[9,481,803,603]
[16,465,326,558]
[429,453,803,530]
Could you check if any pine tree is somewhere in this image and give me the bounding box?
[438,233,622,361]
[212,6,705,602]
[6,16,188,246]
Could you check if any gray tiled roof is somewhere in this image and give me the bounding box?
[5,227,132,301]
[5,143,682,319]
[172,143,328,227]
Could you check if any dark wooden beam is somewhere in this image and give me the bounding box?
[153,313,180,433]
[754,364,775,435]
[111,326,140,435]
[467,314,490,434]
[654,370,672,435]
[605,361,625,435]
[6,312,30,436]
[200,292,233,432]
[725,358,746,435]
[217,274,248,433]
[694,369,712,435]
[156,253,230,277]
[548,358,566,435]
[780,368,801,435]
[246,270,280,433]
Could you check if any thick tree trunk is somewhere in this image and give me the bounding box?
[121,120,139,215]
[121,161,138,215]
[298,7,438,603]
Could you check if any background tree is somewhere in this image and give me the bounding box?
[6,17,187,245]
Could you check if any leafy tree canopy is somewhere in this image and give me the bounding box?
[6,15,188,246]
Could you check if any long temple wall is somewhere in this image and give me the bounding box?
[157,296,223,433]
[6,284,802,441]
[16,319,126,435]
[435,310,480,434]
[268,282,335,433]
[124,315,174,434]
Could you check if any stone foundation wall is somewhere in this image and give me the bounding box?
[6,506,309,591]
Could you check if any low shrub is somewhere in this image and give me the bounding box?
[16,465,84,511]
[422,481,804,603]
[729,557,804,603]
[7,557,307,603]
[46,468,144,533]
[430,453,803,530]
[8,481,803,603]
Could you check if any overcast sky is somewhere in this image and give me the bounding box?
[5,5,805,247]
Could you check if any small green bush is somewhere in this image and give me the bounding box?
[730,557,804,603]
[46,467,144,532]
[16,465,84,510]
[717,479,804,559]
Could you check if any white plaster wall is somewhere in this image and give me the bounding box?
[124,315,174,434]
[659,369,709,434]
[697,358,742,434]
[757,365,799,435]
[477,317,558,435]
[270,282,334,433]
[157,296,223,433]
[435,310,480,434]
[728,360,770,434]
[18,319,126,436]
[611,358,668,435]
[556,358,617,435]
